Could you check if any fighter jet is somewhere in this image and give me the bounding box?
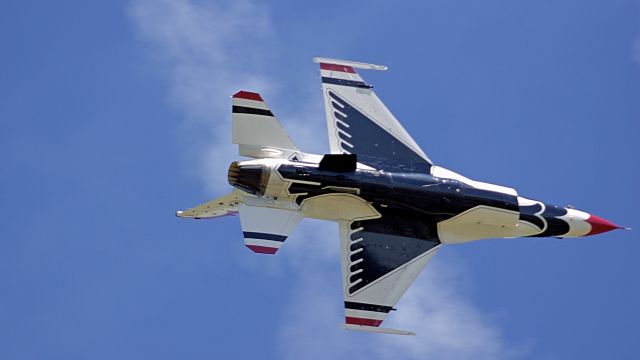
[177,57,623,335]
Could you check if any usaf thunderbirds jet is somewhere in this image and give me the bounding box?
[177,58,623,335]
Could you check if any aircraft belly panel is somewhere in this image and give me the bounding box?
[300,193,380,221]
[437,205,522,243]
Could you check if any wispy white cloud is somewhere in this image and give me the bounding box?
[376,260,530,360]
[129,1,525,358]
[129,0,276,193]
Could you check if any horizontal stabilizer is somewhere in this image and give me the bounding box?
[176,191,244,219]
[239,205,303,254]
[232,91,298,158]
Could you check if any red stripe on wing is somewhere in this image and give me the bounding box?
[320,63,356,73]
[345,316,382,327]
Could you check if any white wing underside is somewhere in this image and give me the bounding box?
[315,57,432,166]
[338,220,440,334]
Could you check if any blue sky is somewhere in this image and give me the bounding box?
[1,0,639,359]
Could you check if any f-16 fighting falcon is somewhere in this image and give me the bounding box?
[176,58,624,335]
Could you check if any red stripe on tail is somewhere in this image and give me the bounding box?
[233,91,263,101]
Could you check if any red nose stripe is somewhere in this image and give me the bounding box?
[586,214,621,235]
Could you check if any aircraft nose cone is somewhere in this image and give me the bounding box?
[586,214,622,235]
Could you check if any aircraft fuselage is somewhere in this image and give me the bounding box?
[227,156,619,245]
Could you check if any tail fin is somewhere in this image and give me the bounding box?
[232,91,298,159]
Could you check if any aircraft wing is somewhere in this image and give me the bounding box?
[338,208,441,335]
[315,57,433,173]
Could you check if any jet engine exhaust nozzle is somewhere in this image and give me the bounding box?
[227,161,270,196]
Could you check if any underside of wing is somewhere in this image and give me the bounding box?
[315,57,433,173]
[338,208,442,334]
